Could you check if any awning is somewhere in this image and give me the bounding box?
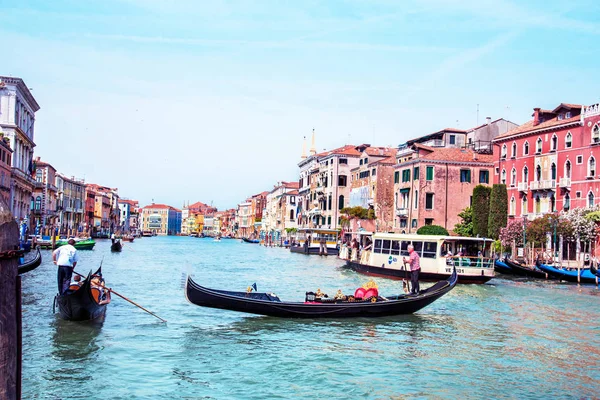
[400,188,410,193]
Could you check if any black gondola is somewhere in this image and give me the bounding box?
[185,268,457,318]
[591,263,599,276]
[241,237,260,244]
[494,259,513,275]
[54,268,111,321]
[18,248,42,275]
[111,239,122,252]
[503,258,552,279]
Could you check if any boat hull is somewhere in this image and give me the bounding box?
[290,245,339,256]
[494,259,513,275]
[345,260,492,284]
[18,249,42,275]
[55,271,109,321]
[537,263,599,284]
[185,269,457,318]
[503,259,552,279]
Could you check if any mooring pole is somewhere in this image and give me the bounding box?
[0,196,21,400]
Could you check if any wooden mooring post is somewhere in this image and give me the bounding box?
[0,196,21,400]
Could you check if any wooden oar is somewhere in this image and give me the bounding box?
[73,271,166,323]
[402,260,410,294]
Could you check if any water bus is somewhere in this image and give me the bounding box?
[289,228,340,256]
[342,232,495,284]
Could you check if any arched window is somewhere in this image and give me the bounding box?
[536,137,542,153]
[35,196,41,210]
[565,132,572,148]
[592,124,600,144]
[35,169,43,183]
[535,196,541,214]
[414,190,418,209]
[551,163,556,180]
[523,166,529,182]
[588,191,595,208]
[550,195,555,212]
[522,196,528,215]
[511,168,516,186]
[551,134,558,151]
[511,142,517,158]
[510,196,516,215]
[589,156,596,177]
[565,160,571,179]
[564,193,570,211]
[290,209,294,220]
[501,169,506,184]
[501,144,507,159]
[338,195,345,209]
[523,141,529,155]
[536,165,542,181]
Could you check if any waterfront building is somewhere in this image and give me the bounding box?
[218,209,236,236]
[393,145,494,233]
[264,181,299,243]
[56,174,86,236]
[181,201,217,235]
[119,199,139,233]
[250,192,268,233]
[0,136,13,206]
[85,184,119,237]
[203,214,214,237]
[237,200,252,238]
[139,203,182,235]
[0,76,40,221]
[493,103,600,218]
[194,213,204,235]
[31,158,58,233]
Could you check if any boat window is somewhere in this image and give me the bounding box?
[374,239,383,254]
[391,240,400,255]
[400,241,410,256]
[382,240,391,254]
[412,241,423,256]
[423,242,437,258]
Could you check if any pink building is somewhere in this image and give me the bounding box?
[0,136,12,206]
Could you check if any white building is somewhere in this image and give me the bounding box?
[0,76,40,221]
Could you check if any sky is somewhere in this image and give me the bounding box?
[1,0,600,209]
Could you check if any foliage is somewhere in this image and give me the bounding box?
[525,213,573,247]
[285,228,298,234]
[472,185,491,237]
[340,206,376,220]
[453,207,473,237]
[339,216,351,228]
[561,207,597,242]
[499,219,526,248]
[492,240,502,254]
[487,184,507,239]
[416,225,449,236]
[585,210,600,223]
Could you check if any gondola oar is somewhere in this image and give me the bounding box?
[402,260,410,294]
[73,271,166,323]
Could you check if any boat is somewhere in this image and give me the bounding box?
[123,235,135,242]
[343,232,495,284]
[54,268,111,321]
[55,238,96,250]
[18,248,42,275]
[185,267,457,318]
[241,237,260,244]
[591,263,600,277]
[110,239,122,252]
[536,263,599,284]
[289,228,339,256]
[494,259,513,275]
[141,231,154,237]
[503,259,552,279]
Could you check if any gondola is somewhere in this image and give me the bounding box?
[503,258,552,279]
[185,268,457,318]
[591,263,600,277]
[111,239,122,252]
[54,268,111,321]
[494,259,513,275]
[241,238,260,244]
[18,248,42,275]
[536,263,599,284]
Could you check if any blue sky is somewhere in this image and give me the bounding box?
[2,0,599,209]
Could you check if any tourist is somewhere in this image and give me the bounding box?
[52,238,80,295]
[403,244,420,294]
[319,236,327,256]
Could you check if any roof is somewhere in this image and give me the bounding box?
[551,103,582,113]
[412,143,434,151]
[142,203,180,211]
[364,147,397,157]
[286,189,299,195]
[495,114,580,140]
[316,144,362,158]
[406,128,466,146]
[466,118,519,132]
[370,156,396,166]
[419,148,493,163]
[282,181,299,189]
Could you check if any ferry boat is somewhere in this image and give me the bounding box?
[342,232,495,284]
[289,228,340,256]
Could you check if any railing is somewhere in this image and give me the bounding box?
[517,182,528,191]
[559,178,571,188]
[530,180,555,190]
[445,256,494,269]
[395,207,408,217]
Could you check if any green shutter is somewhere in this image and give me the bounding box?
[394,171,399,184]
[426,166,434,181]
[413,167,419,180]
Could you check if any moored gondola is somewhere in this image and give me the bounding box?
[54,268,111,321]
[536,263,598,284]
[503,258,552,279]
[185,268,457,318]
[241,237,260,244]
[18,248,42,275]
[111,239,122,252]
[494,259,513,275]
[590,263,600,277]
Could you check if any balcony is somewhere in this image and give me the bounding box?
[34,181,43,189]
[559,178,571,188]
[517,182,528,192]
[530,180,555,191]
[396,207,408,217]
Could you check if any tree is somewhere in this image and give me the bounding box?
[453,207,473,237]
[499,219,526,248]
[340,206,376,220]
[416,225,449,235]
[487,184,507,239]
[472,185,491,237]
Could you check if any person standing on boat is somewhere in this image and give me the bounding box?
[403,244,420,294]
[52,238,80,294]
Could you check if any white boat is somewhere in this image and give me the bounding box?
[342,232,495,284]
[289,228,339,256]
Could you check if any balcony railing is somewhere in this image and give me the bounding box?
[396,207,408,217]
[559,178,571,188]
[517,182,528,192]
[530,180,556,191]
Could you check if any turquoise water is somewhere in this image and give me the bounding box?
[21,236,600,399]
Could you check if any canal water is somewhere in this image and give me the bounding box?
[21,236,600,399]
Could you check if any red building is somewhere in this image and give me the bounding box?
[493,103,600,219]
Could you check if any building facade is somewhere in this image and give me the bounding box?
[119,199,139,233]
[56,174,86,236]
[32,158,58,233]
[0,76,40,221]
[0,136,13,206]
[139,203,182,235]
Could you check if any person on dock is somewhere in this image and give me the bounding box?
[52,238,80,294]
[403,244,420,295]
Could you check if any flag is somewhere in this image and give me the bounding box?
[252,283,257,292]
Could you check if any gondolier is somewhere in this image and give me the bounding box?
[403,244,420,294]
[52,238,80,294]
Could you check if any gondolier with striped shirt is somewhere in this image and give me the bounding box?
[403,244,420,294]
[53,239,80,294]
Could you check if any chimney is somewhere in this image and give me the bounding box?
[533,108,541,126]
[486,117,491,125]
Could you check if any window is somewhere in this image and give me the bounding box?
[592,125,600,143]
[551,134,557,151]
[510,196,516,215]
[523,166,529,182]
[495,167,499,175]
[413,167,419,180]
[511,142,517,158]
[501,169,506,184]
[425,218,433,226]
[35,196,41,210]
[511,168,516,186]
[460,169,471,183]
[536,137,542,153]
[339,158,347,164]
[535,164,542,181]
[400,219,407,228]
[479,170,489,184]
[290,210,294,220]
[564,193,570,210]
[523,141,529,155]
[422,242,437,259]
[402,169,411,182]
[328,195,332,210]
[36,169,43,183]
[576,191,582,198]
[589,191,595,208]
[327,216,331,225]
[551,163,556,180]
[359,159,363,165]
[391,240,400,256]
[290,196,296,204]
[589,156,596,177]
[577,155,583,165]
[425,193,434,210]
[338,195,344,209]
[365,158,368,164]
[522,196,528,215]
[564,160,571,179]
[411,219,417,228]
[426,166,434,181]
[372,168,376,176]
[449,135,456,145]
[501,144,507,159]
[394,171,399,184]
[414,190,418,209]
[565,132,572,148]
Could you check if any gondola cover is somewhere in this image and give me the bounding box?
[55,267,111,321]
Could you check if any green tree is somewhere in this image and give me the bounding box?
[487,184,507,239]
[340,206,376,220]
[453,207,473,237]
[416,225,449,235]
[472,185,491,237]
